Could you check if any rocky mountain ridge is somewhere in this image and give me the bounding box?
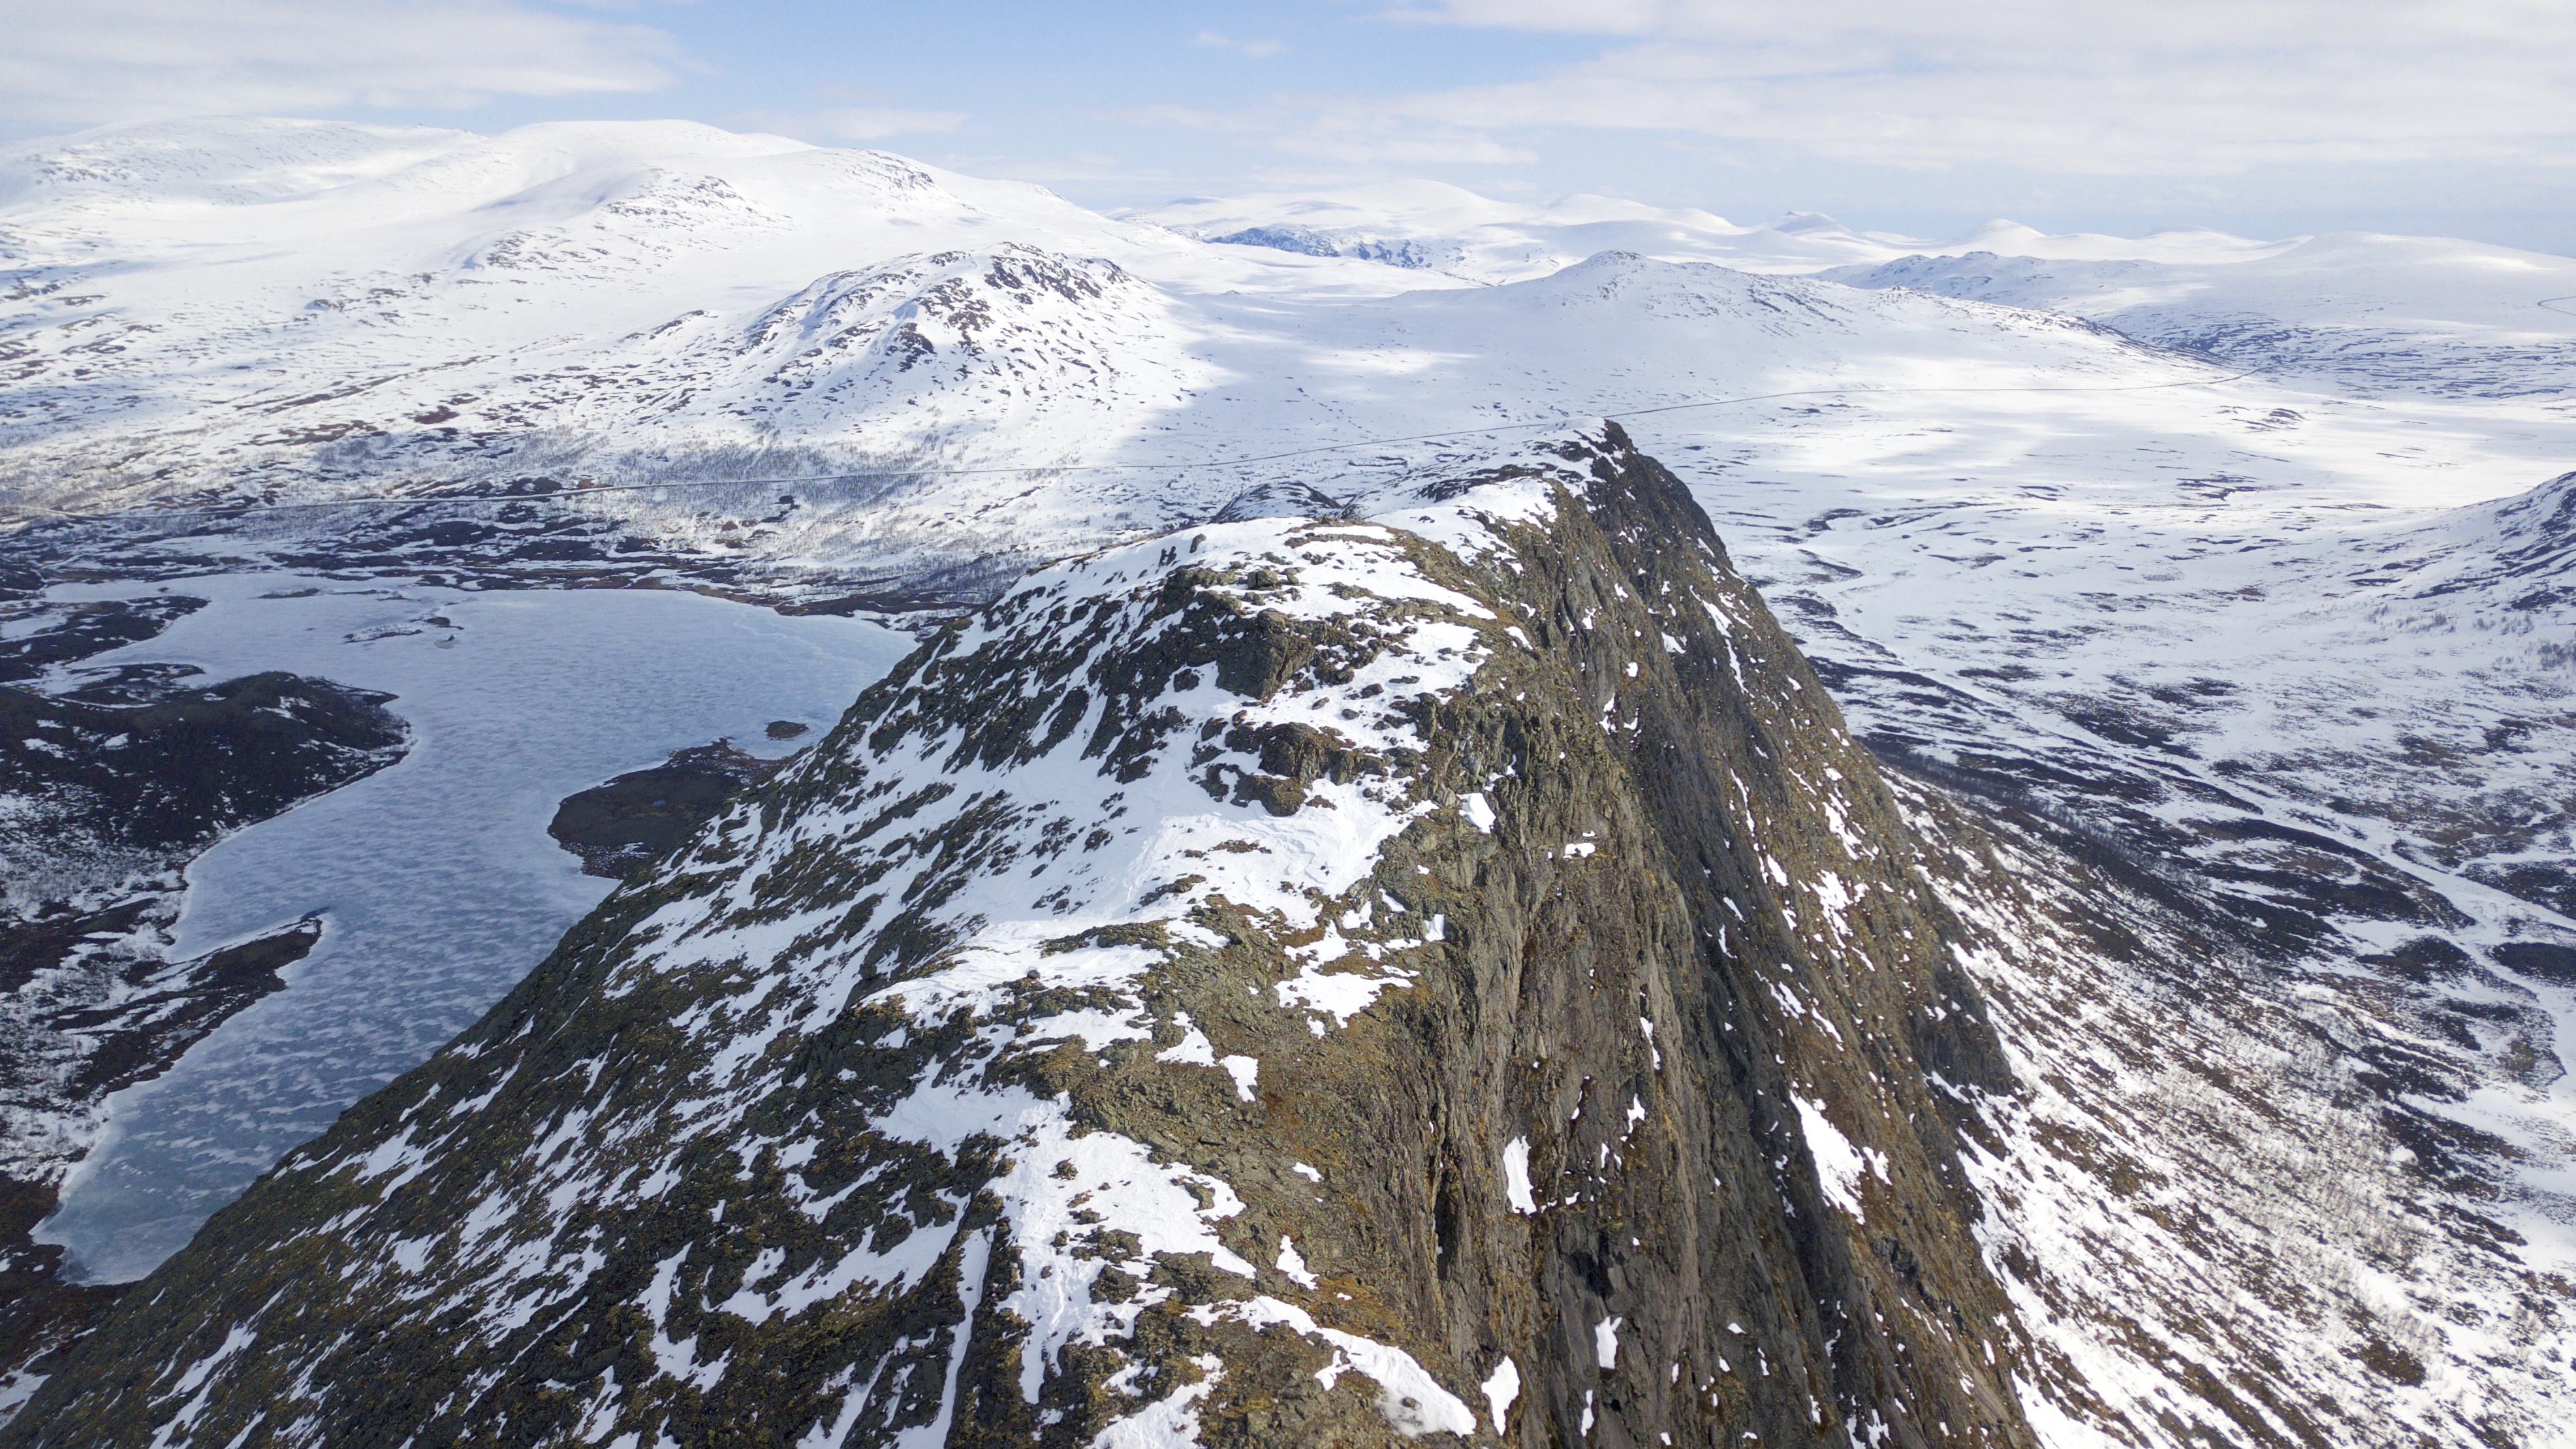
[9,427,2041,1447]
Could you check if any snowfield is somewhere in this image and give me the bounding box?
[2,116,2572,1448]
[1129,180,2314,283]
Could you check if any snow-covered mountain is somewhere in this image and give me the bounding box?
[1143,182,2576,402]
[3,118,2574,1448]
[16,429,2062,1449]
[0,121,1201,526]
[3,118,2286,594]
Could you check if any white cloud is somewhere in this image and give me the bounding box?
[1274,121,1534,167]
[1385,0,1675,32]
[1360,0,2576,175]
[1124,102,1535,167]
[727,106,970,144]
[0,0,676,126]
[1190,31,1289,58]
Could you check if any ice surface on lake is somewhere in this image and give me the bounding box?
[34,575,912,1282]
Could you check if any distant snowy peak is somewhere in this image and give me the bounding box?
[1761,211,1865,238]
[5,118,2564,530]
[1820,251,2162,303]
[443,150,958,281]
[465,168,789,278]
[1201,224,1453,271]
[1137,181,2300,283]
[697,244,1197,439]
[0,157,2200,539]
[1142,180,1738,237]
[1140,186,1796,283]
[1939,219,2302,264]
[1830,232,2576,323]
[1394,251,2135,362]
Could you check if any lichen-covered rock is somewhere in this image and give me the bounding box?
[7,425,2035,1448]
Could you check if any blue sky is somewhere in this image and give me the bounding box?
[4,1,2571,251]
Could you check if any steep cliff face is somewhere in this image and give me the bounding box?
[10,426,2035,1448]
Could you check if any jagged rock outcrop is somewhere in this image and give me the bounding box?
[549,740,796,879]
[9,426,2037,1448]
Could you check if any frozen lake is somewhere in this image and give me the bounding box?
[35,575,914,1282]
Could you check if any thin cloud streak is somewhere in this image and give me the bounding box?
[0,0,676,126]
[727,107,971,144]
[1122,101,1535,167]
[1357,0,2576,175]
[1190,31,1290,59]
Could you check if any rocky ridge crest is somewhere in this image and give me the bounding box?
[10,426,2034,1448]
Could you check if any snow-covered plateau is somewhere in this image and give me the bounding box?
[0,116,2571,1448]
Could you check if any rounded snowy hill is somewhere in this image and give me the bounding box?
[1144,176,2576,400]
[0,118,1449,513]
[1826,232,2576,396]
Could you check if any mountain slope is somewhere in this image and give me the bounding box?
[1823,235,2576,398]
[7,427,2038,1448]
[0,119,1245,519]
[1895,772,2576,1449]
